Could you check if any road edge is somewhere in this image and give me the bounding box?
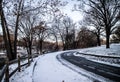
[56,53,114,82]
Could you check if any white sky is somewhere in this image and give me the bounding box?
[0,0,83,33]
[61,0,83,22]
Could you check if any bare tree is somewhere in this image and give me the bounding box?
[12,0,24,59]
[49,26,59,51]
[19,14,37,60]
[34,22,48,54]
[83,12,104,46]
[0,0,15,60]
[62,16,76,50]
[0,0,50,60]
[81,0,120,48]
[45,0,67,50]
[77,27,97,48]
[51,15,76,50]
[0,0,33,60]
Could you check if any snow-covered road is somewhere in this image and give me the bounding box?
[8,44,120,82]
[10,51,93,82]
[33,52,92,82]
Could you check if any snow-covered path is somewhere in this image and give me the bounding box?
[10,51,92,82]
[33,52,92,82]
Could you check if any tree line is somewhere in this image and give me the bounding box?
[76,0,120,48]
[0,0,120,60]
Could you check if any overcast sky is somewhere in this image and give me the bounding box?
[60,0,83,22]
[0,0,84,33]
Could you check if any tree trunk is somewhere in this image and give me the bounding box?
[55,35,59,51]
[14,0,23,59]
[26,41,30,65]
[39,39,43,54]
[63,43,66,50]
[97,35,101,46]
[0,3,13,60]
[106,27,110,48]
[29,40,32,57]
[62,41,65,50]
[106,33,110,48]
[13,14,20,59]
[5,19,14,59]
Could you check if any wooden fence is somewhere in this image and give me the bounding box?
[0,55,37,82]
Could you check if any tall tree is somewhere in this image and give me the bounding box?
[77,0,120,48]
[0,0,31,60]
[19,14,36,59]
[51,15,66,50]
[62,16,76,50]
[34,22,48,54]
[0,0,49,60]
[0,0,14,60]
[46,0,67,50]
[49,26,59,51]
[13,0,24,59]
[83,12,104,46]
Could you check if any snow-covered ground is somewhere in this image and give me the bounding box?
[77,43,120,56]
[1,43,119,82]
[10,52,93,82]
[74,44,120,67]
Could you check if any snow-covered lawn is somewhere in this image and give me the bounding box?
[77,44,120,56]
[10,60,35,82]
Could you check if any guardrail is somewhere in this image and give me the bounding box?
[78,52,120,59]
[0,54,38,82]
[76,52,120,64]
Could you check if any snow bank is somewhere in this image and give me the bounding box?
[77,44,120,56]
[74,44,120,67]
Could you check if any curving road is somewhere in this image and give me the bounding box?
[61,51,120,82]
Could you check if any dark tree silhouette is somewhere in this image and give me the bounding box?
[77,0,120,48]
[83,13,104,46]
[34,22,48,54]
[77,27,97,48]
